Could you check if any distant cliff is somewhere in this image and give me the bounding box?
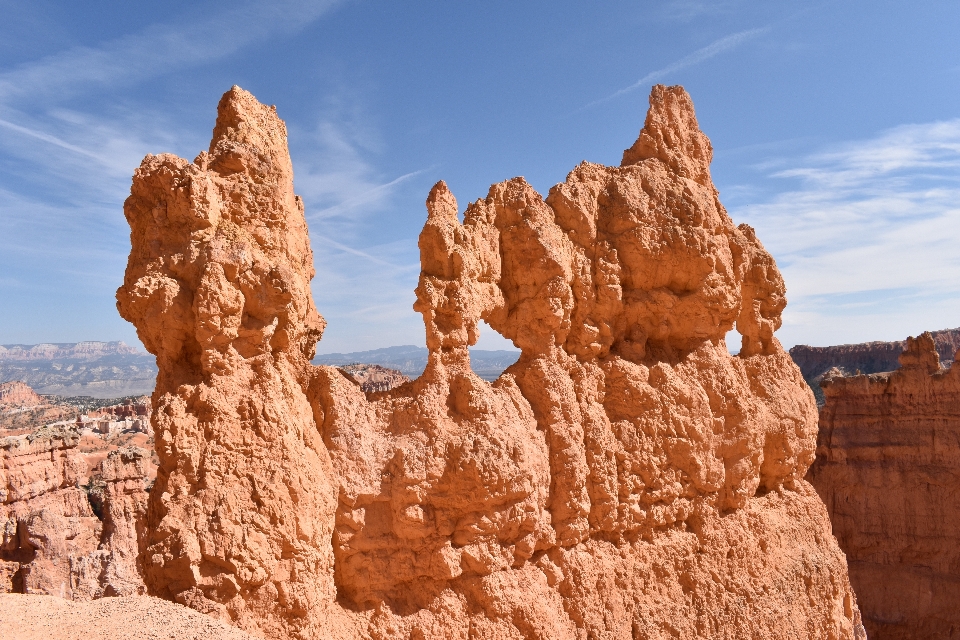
[789,327,960,404]
[337,364,410,392]
[313,344,520,380]
[808,333,960,638]
[0,342,157,398]
[0,342,517,398]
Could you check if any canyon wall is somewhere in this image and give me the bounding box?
[809,332,960,638]
[1,427,98,597]
[1,427,148,599]
[790,328,960,405]
[338,364,410,393]
[116,85,864,639]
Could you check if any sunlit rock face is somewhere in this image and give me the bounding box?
[118,84,864,639]
[810,331,960,639]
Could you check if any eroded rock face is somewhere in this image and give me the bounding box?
[118,84,863,639]
[71,446,149,600]
[0,427,99,597]
[338,364,410,393]
[117,87,345,639]
[809,332,960,639]
[0,428,150,600]
[0,381,44,408]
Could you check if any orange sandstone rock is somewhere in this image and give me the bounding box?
[70,446,149,600]
[1,427,150,600]
[809,331,960,639]
[117,87,349,639]
[118,84,863,639]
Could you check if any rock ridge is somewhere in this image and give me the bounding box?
[1,426,149,599]
[789,327,960,404]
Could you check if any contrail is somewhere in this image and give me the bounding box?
[0,116,105,161]
[312,234,417,271]
[307,168,429,220]
[582,27,769,111]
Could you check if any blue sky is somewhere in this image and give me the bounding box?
[1,1,959,353]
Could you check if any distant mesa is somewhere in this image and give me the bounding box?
[0,341,157,399]
[0,342,517,398]
[0,341,141,362]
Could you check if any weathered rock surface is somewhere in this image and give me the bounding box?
[809,331,960,639]
[117,86,348,639]
[0,427,100,597]
[790,328,960,405]
[0,382,68,433]
[0,381,44,408]
[0,426,149,599]
[70,446,149,600]
[116,84,863,639]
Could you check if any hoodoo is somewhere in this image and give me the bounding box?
[117,85,864,638]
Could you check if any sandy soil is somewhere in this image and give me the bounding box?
[0,594,258,640]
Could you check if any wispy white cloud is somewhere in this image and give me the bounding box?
[733,119,960,346]
[0,1,348,347]
[659,0,740,21]
[583,27,768,110]
[0,0,342,106]
[312,234,419,271]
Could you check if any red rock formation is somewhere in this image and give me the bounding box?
[0,382,67,433]
[338,364,410,393]
[0,382,44,409]
[117,85,863,639]
[790,327,960,404]
[1,423,149,600]
[117,87,347,639]
[0,427,100,597]
[70,446,149,599]
[809,332,960,638]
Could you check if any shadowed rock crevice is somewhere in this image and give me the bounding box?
[118,84,864,639]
